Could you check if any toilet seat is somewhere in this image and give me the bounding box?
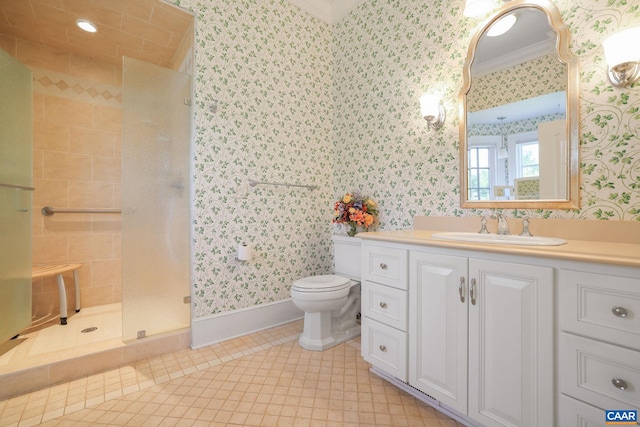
[292,274,351,293]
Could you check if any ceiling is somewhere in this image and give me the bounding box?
[0,0,362,70]
[0,0,193,68]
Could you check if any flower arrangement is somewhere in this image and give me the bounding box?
[332,192,379,237]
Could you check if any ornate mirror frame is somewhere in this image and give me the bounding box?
[459,0,579,209]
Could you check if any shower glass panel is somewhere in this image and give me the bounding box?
[0,49,33,344]
[122,57,191,341]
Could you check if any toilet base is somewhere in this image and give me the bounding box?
[298,309,361,351]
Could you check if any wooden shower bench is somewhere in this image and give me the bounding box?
[32,264,82,325]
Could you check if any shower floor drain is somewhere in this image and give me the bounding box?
[81,327,98,333]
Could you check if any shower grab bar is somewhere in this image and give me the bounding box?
[249,179,318,190]
[0,182,35,191]
[42,206,122,216]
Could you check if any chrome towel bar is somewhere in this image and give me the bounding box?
[42,206,122,216]
[249,179,318,190]
[0,182,35,191]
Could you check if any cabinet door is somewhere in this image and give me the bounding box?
[468,259,554,427]
[409,252,468,414]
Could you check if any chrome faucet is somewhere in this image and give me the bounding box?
[491,213,510,235]
[519,216,533,237]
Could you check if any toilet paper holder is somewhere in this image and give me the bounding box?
[237,243,252,262]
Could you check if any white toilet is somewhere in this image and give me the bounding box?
[290,235,361,351]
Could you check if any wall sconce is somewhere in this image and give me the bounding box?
[602,26,640,88]
[463,0,499,18]
[419,94,446,130]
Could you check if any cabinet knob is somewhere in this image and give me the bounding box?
[379,263,388,270]
[379,302,387,309]
[379,345,387,352]
[612,378,628,390]
[612,306,628,318]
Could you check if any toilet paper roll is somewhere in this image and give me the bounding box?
[237,243,252,261]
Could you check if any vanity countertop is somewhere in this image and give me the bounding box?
[357,229,640,268]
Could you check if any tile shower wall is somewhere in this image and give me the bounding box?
[175,0,638,320]
[2,36,123,317]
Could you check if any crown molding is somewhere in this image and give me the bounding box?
[287,0,364,24]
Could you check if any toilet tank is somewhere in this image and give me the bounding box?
[332,235,361,281]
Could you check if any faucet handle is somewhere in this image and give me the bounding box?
[478,216,490,234]
[519,216,533,237]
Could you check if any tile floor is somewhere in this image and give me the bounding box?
[0,320,463,427]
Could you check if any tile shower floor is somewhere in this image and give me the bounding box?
[0,318,462,427]
[0,304,122,374]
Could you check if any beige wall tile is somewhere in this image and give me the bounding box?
[0,34,17,56]
[68,54,118,86]
[33,121,69,152]
[32,235,69,265]
[121,14,172,46]
[69,127,115,157]
[32,214,44,237]
[33,149,44,179]
[68,181,114,208]
[92,259,121,287]
[80,284,115,307]
[43,151,92,181]
[68,234,114,261]
[17,39,69,73]
[92,105,122,133]
[33,92,44,122]
[33,178,69,208]
[43,214,92,236]
[93,156,121,183]
[91,214,121,234]
[44,96,94,129]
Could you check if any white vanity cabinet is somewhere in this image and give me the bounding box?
[558,269,640,424]
[360,244,409,381]
[409,250,554,427]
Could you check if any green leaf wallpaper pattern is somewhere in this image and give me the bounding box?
[172,0,639,319]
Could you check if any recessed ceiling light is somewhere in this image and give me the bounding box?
[76,19,98,33]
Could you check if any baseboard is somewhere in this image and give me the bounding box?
[190,299,303,349]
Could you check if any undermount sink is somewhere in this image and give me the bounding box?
[431,232,567,246]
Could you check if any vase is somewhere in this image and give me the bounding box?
[346,222,358,237]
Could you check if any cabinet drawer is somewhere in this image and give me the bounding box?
[362,245,407,290]
[559,394,605,427]
[560,333,640,411]
[362,280,407,331]
[559,269,640,350]
[361,318,407,382]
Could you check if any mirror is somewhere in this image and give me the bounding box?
[460,0,579,209]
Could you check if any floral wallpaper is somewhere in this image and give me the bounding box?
[333,0,639,224]
[173,0,334,317]
[172,0,639,319]
[468,54,566,111]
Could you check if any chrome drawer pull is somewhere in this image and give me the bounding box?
[459,277,465,303]
[470,278,477,306]
[379,302,387,309]
[612,378,628,390]
[612,306,628,318]
[379,345,387,352]
[379,263,388,270]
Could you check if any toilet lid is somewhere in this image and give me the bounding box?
[292,274,351,292]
